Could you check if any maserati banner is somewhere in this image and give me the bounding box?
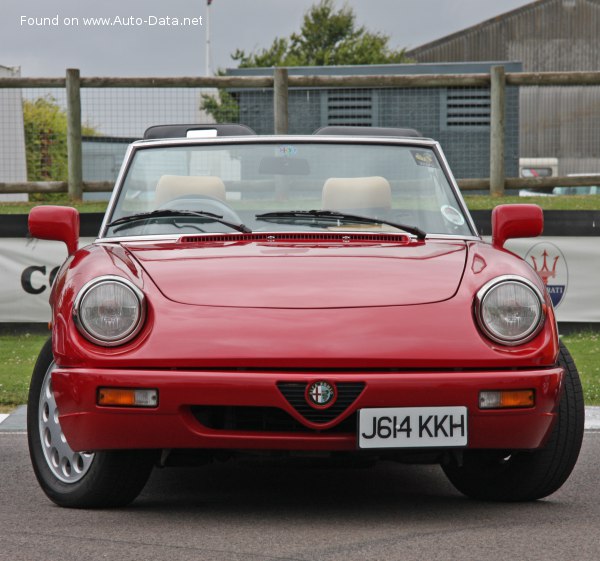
[505,237,600,323]
[0,236,598,323]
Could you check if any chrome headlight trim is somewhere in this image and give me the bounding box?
[73,275,146,347]
[474,275,546,346]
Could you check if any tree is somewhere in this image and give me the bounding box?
[202,0,411,121]
[200,71,240,124]
[22,96,96,182]
[233,0,410,67]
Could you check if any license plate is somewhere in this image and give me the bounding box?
[358,406,468,449]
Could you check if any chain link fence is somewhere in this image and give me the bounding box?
[2,69,600,199]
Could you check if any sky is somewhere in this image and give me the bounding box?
[3,0,531,77]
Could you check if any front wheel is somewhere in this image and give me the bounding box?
[27,338,156,508]
[442,341,584,501]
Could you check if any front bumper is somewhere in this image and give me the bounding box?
[52,367,564,452]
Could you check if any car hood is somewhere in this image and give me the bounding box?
[124,238,468,308]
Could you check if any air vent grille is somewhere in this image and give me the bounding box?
[178,232,409,245]
[191,405,356,433]
[444,88,491,129]
[327,90,373,127]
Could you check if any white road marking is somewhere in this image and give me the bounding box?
[585,406,600,430]
[0,414,8,424]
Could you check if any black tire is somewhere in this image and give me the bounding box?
[27,338,156,508]
[442,341,584,501]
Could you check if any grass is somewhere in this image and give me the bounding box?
[2,193,598,410]
[463,194,600,211]
[1,194,599,407]
[561,331,600,405]
[0,200,107,214]
[0,331,598,410]
[2,194,600,214]
[0,332,48,409]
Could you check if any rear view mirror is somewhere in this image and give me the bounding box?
[258,156,310,175]
[29,206,80,256]
[492,204,543,250]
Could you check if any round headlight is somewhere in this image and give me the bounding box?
[475,276,545,346]
[74,276,145,346]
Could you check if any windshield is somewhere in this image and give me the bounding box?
[103,141,473,238]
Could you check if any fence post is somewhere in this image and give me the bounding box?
[273,67,289,134]
[490,65,506,197]
[66,68,83,200]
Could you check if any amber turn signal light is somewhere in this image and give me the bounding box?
[97,388,158,407]
[479,389,535,409]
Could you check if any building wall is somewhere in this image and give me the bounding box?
[521,85,600,172]
[407,0,600,72]
[230,63,521,179]
[406,0,600,174]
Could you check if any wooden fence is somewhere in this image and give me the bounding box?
[3,66,600,199]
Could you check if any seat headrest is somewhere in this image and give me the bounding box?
[155,175,226,206]
[322,176,392,211]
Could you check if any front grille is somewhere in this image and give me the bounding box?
[191,405,356,433]
[277,382,366,424]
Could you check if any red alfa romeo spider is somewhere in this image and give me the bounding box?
[27,125,584,508]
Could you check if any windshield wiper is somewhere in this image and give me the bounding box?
[106,209,252,234]
[255,210,426,240]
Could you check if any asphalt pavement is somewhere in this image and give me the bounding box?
[0,429,599,561]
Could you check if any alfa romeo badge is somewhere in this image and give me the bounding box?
[306,381,337,409]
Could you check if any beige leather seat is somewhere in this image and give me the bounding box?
[322,176,392,212]
[155,175,226,206]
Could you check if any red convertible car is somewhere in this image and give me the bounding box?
[27,125,584,508]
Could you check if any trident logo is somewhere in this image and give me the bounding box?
[530,250,559,285]
[526,242,567,308]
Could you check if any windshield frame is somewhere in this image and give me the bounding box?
[97,135,479,241]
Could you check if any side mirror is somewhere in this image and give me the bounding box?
[492,204,543,250]
[29,206,80,256]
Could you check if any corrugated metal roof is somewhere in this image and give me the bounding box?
[407,0,600,71]
[227,62,523,77]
